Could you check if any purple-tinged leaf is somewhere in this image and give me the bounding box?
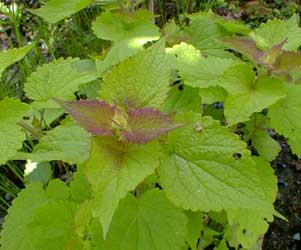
[222,37,264,62]
[263,38,287,65]
[273,51,301,72]
[121,108,182,144]
[55,99,116,136]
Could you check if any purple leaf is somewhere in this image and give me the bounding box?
[222,37,264,62]
[121,108,182,144]
[55,99,116,136]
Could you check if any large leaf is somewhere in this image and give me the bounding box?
[159,113,275,214]
[250,15,301,51]
[104,190,188,250]
[167,43,235,88]
[0,183,48,250]
[25,58,98,108]
[225,157,278,249]
[15,125,91,164]
[0,44,33,76]
[93,10,159,43]
[84,137,161,236]
[100,40,170,109]
[28,200,83,250]
[269,84,301,156]
[224,75,286,125]
[0,98,29,165]
[29,0,93,24]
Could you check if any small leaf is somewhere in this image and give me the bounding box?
[121,107,181,144]
[56,99,116,136]
[29,0,93,24]
[104,190,188,250]
[0,44,33,76]
[15,125,91,164]
[252,130,281,162]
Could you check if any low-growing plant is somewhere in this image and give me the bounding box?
[1,1,301,250]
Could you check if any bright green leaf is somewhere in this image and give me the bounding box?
[252,130,280,162]
[25,58,98,108]
[168,43,235,88]
[15,125,91,164]
[101,40,170,109]
[0,183,49,250]
[29,0,93,24]
[250,15,301,51]
[84,137,161,236]
[224,76,286,125]
[0,98,29,165]
[269,84,301,156]
[159,113,275,214]
[0,44,33,76]
[104,190,187,250]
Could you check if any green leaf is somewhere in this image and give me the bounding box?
[104,190,188,250]
[70,171,92,204]
[184,12,228,52]
[25,162,52,186]
[224,75,286,125]
[84,137,161,236]
[28,200,83,250]
[269,84,301,156]
[168,43,235,88]
[199,86,227,104]
[0,44,33,76]
[16,125,91,164]
[25,58,98,108]
[92,10,159,43]
[252,130,280,162]
[185,211,204,249]
[159,113,275,214]
[0,98,29,165]
[100,40,170,109]
[225,157,278,249]
[162,85,201,113]
[250,15,301,51]
[0,183,49,250]
[29,0,93,24]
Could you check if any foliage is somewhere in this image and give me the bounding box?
[1,1,301,250]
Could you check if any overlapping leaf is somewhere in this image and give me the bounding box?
[0,98,29,165]
[29,0,93,24]
[224,74,286,125]
[121,108,181,144]
[159,113,275,214]
[269,84,301,156]
[101,40,170,109]
[57,99,116,136]
[15,125,91,164]
[104,190,188,250]
[250,15,301,51]
[84,137,161,236]
[25,58,98,108]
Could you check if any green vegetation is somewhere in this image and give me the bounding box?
[0,1,300,249]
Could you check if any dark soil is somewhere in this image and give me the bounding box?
[263,138,301,250]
